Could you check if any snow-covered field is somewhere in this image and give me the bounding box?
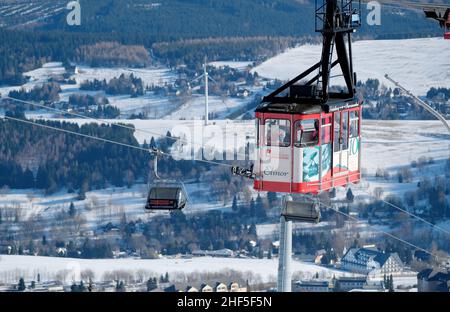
[0,61,256,120]
[253,37,450,95]
[73,65,177,88]
[209,61,253,71]
[0,255,359,284]
[164,94,250,120]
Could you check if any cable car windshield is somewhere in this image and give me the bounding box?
[149,187,180,199]
[294,119,319,147]
[265,119,291,147]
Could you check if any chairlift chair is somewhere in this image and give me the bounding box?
[145,148,188,212]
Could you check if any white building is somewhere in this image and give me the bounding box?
[341,247,404,275]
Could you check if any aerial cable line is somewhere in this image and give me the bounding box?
[324,202,447,262]
[380,198,450,236]
[1,115,235,168]
[2,96,250,160]
[3,97,450,236]
[4,109,449,259]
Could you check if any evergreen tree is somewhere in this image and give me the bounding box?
[22,168,34,188]
[30,281,36,289]
[42,235,47,246]
[147,277,157,291]
[164,272,169,283]
[28,240,35,255]
[77,188,86,201]
[232,195,238,212]
[267,192,277,206]
[248,223,257,236]
[258,248,264,259]
[250,198,256,218]
[150,137,156,149]
[36,166,50,189]
[79,280,86,292]
[346,188,354,202]
[255,194,266,219]
[18,278,26,291]
[388,274,394,292]
[116,280,125,292]
[69,202,76,217]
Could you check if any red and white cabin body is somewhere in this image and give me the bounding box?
[254,100,362,195]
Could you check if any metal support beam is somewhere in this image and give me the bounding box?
[277,200,292,292]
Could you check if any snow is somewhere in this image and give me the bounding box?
[164,94,250,120]
[73,65,177,88]
[209,61,253,71]
[24,62,66,84]
[0,255,359,284]
[253,38,450,95]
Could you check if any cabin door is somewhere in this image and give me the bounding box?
[332,111,349,182]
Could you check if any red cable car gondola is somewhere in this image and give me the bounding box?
[233,0,363,203]
[253,0,363,196]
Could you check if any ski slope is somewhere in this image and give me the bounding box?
[253,38,450,95]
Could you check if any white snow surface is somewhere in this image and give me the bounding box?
[209,61,253,71]
[253,38,450,95]
[0,255,358,284]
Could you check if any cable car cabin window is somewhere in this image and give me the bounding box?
[321,117,331,144]
[334,113,341,152]
[294,119,319,147]
[265,119,291,147]
[342,111,349,150]
[350,111,359,138]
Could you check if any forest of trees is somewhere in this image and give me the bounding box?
[0,118,216,194]
[68,94,108,107]
[77,42,150,68]
[427,87,450,100]
[0,29,154,85]
[8,82,61,103]
[153,36,308,69]
[80,74,145,97]
[0,118,148,193]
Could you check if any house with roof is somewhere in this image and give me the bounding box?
[185,286,199,292]
[341,247,404,275]
[293,280,331,292]
[228,282,247,292]
[214,282,228,292]
[417,268,450,292]
[200,284,213,292]
[332,276,367,292]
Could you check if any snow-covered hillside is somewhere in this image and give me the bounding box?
[253,38,450,95]
[0,255,359,284]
